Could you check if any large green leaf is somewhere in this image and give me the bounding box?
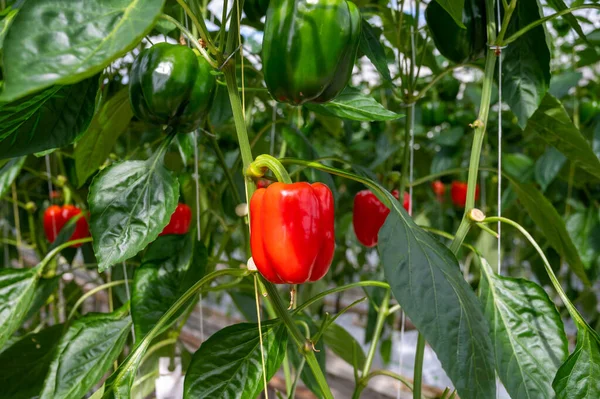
[24,276,59,321]
[40,307,132,399]
[0,0,165,102]
[75,88,134,187]
[378,194,495,399]
[0,77,99,159]
[534,146,566,192]
[434,0,465,29]
[322,322,366,370]
[0,267,39,348]
[88,154,179,272]
[359,18,392,82]
[0,9,17,50]
[553,327,600,398]
[525,94,600,181]
[546,0,589,45]
[566,208,600,271]
[510,180,590,285]
[479,258,568,398]
[132,235,206,342]
[183,322,288,399]
[0,156,25,197]
[501,0,551,128]
[306,87,402,121]
[0,325,63,399]
[378,193,496,399]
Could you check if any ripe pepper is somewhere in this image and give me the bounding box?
[451,181,480,208]
[425,0,486,64]
[431,180,446,198]
[129,43,216,132]
[160,203,192,236]
[43,205,90,248]
[262,0,361,104]
[250,182,335,284]
[353,190,410,248]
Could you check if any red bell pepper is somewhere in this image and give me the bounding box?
[353,189,409,248]
[43,205,90,247]
[250,182,335,284]
[451,181,480,208]
[431,180,445,198]
[160,203,192,236]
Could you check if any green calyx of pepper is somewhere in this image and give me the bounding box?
[129,43,216,132]
[262,0,361,105]
[425,0,486,64]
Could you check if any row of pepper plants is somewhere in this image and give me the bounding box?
[0,0,599,398]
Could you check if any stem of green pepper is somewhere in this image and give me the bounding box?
[263,280,334,399]
[398,104,412,196]
[160,14,218,69]
[175,0,220,56]
[412,333,426,399]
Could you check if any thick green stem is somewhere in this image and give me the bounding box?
[175,0,220,55]
[68,280,126,320]
[399,105,413,195]
[248,154,292,184]
[448,51,497,252]
[412,333,426,399]
[263,280,334,399]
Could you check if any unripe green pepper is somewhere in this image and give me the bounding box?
[262,0,361,105]
[129,43,216,132]
[425,0,486,64]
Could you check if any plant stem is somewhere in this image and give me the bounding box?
[68,280,126,320]
[263,280,334,399]
[175,0,220,55]
[248,154,293,184]
[160,14,218,68]
[399,104,413,195]
[412,333,426,399]
[448,51,497,252]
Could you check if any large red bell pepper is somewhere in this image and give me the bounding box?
[451,181,480,208]
[250,182,335,284]
[353,190,409,248]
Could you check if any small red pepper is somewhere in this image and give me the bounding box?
[256,179,270,189]
[353,190,409,248]
[431,180,445,198]
[160,203,192,236]
[451,181,480,208]
[43,205,90,247]
[250,182,335,284]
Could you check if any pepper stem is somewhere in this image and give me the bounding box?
[247,154,293,184]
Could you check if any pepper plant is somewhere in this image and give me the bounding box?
[1,0,600,398]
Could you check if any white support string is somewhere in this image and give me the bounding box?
[495,1,503,398]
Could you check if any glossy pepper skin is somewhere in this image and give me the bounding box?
[129,43,216,132]
[262,0,361,105]
[425,0,486,64]
[451,181,480,208]
[43,205,90,248]
[353,190,409,248]
[250,182,335,284]
[160,203,192,236]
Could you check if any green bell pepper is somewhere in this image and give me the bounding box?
[129,43,216,132]
[262,0,361,105]
[425,0,486,64]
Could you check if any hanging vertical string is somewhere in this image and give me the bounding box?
[123,261,136,342]
[45,155,57,238]
[496,0,503,278]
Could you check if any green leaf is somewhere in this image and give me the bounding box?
[535,146,567,192]
[0,9,18,50]
[40,307,132,399]
[479,258,568,399]
[378,194,495,399]
[305,87,402,122]
[0,267,39,348]
[88,155,179,272]
[132,235,206,342]
[510,180,590,285]
[0,77,99,159]
[546,0,590,46]
[0,325,63,399]
[566,208,600,270]
[0,156,25,197]
[553,327,600,398]
[434,0,465,29]
[359,18,392,82]
[548,70,582,99]
[502,153,534,183]
[525,94,600,181]
[75,88,134,187]
[0,0,165,102]
[183,322,288,399]
[321,322,366,370]
[24,276,59,321]
[501,0,551,128]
